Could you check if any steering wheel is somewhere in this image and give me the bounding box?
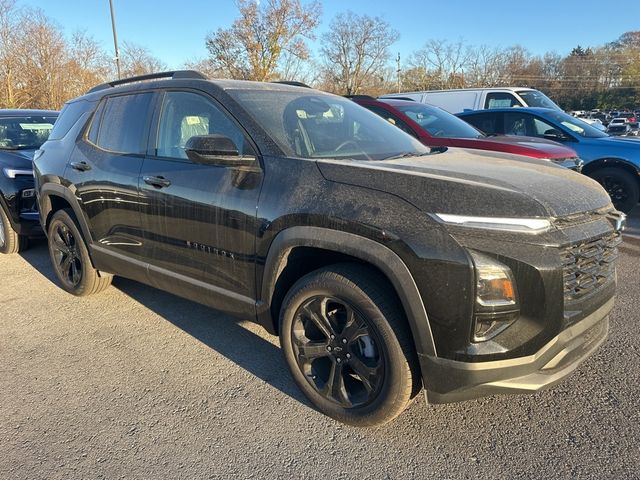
[431,129,445,137]
[335,140,360,152]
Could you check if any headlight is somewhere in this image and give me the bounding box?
[3,168,34,178]
[469,251,519,342]
[433,213,551,234]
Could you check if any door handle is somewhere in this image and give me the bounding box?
[143,175,171,188]
[70,161,91,172]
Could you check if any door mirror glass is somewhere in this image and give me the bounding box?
[542,128,567,141]
[185,134,256,168]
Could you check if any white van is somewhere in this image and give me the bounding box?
[380,87,562,114]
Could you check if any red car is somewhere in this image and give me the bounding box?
[352,96,582,170]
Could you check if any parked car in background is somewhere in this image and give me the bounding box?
[580,117,607,132]
[34,71,622,426]
[380,87,562,114]
[350,96,582,169]
[457,107,640,212]
[607,118,631,136]
[616,112,639,129]
[0,109,57,254]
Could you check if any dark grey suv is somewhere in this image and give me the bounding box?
[34,71,623,426]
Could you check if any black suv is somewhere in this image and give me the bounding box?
[34,71,623,426]
[0,109,57,254]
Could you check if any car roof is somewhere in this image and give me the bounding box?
[457,107,558,115]
[79,71,331,103]
[0,109,58,116]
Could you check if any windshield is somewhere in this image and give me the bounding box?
[393,102,484,139]
[546,110,609,138]
[0,115,56,150]
[228,90,429,160]
[516,90,561,110]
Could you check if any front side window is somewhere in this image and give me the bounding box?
[95,93,154,154]
[0,115,57,150]
[485,92,522,109]
[365,105,417,138]
[155,91,251,159]
[504,112,531,136]
[229,90,429,160]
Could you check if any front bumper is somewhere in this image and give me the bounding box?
[421,296,613,403]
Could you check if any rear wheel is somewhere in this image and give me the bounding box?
[47,209,112,296]
[0,205,27,254]
[279,264,420,426]
[589,167,639,213]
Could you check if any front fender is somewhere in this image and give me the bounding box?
[258,226,438,361]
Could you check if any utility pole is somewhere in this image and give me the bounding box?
[109,0,122,79]
[396,53,401,93]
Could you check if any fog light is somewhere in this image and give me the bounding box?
[470,251,519,342]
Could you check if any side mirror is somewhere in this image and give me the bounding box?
[543,129,568,141]
[184,135,258,169]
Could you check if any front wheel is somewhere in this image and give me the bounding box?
[0,205,27,254]
[47,209,112,296]
[589,167,639,213]
[279,264,420,426]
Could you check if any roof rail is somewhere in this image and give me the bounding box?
[379,96,415,102]
[271,80,311,88]
[87,70,208,94]
[344,95,376,100]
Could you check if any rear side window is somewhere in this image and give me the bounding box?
[94,93,154,154]
[48,101,89,140]
[462,112,502,135]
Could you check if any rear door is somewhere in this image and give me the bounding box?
[68,91,155,261]
[139,89,263,307]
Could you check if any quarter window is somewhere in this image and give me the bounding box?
[94,93,154,154]
[155,91,252,159]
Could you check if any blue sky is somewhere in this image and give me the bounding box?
[26,0,640,68]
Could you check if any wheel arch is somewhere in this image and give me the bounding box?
[581,157,640,179]
[39,183,94,247]
[257,226,438,361]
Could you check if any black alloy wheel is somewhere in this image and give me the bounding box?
[0,204,26,254]
[590,167,639,213]
[50,220,83,288]
[47,209,112,296]
[280,264,420,426]
[292,296,384,408]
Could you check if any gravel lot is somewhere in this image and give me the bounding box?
[1,222,639,479]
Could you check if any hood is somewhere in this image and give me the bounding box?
[598,136,640,147]
[0,148,36,170]
[448,136,577,160]
[317,147,611,218]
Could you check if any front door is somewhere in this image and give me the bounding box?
[139,90,263,310]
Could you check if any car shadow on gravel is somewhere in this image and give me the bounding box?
[110,276,311,405]
[18,242,311,407]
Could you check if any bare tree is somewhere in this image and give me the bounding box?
[119,42,167,77]
[320,11,398,95]
[408,39,472,89]
[205,0,321,81]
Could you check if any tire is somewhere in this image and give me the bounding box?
[0,205,27,254]
[589,167,639,213]
[47,209,112,296]
[279,263,420,427]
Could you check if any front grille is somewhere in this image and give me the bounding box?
[562,231,621,303]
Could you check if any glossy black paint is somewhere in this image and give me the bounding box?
[34,78,619,402]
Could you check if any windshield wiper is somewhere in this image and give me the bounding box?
[383,151,432,160]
